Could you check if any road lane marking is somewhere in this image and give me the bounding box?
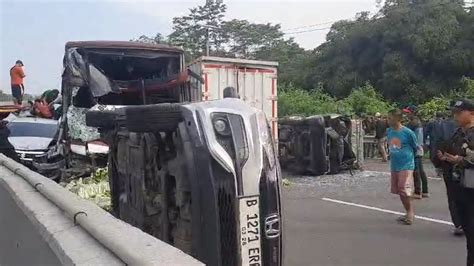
[322,197,453,226]
[427,176,442,180]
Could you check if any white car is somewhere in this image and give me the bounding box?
[7,117,65,180]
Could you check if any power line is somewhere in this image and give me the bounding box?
[282,20,341,32]
[284,27,332,35]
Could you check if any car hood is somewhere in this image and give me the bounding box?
[8,137,53,151]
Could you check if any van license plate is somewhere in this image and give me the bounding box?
[239,196,261,266]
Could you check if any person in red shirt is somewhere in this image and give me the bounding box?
[10,60,26,105]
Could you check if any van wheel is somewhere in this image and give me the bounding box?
[125,104,182,132]
[86,109,124,129]
[166,127,192,253]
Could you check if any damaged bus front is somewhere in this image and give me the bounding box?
[59,41,191,178]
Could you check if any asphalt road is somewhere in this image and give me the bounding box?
[283,159,466,266]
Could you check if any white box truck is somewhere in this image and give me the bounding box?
[188,56,279,142]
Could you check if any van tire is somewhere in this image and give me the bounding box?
[86,109,124,129]
[125,104,182,132]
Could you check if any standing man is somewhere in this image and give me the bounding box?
[387,109,419,225]
[437,99,474,265]
[431,114,462,235]
[363,115,376,158]
[374,112,388,162]
[10,60,25,105]
[405,106,429,199]
[426,113,443,163]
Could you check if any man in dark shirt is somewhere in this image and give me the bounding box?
[363,116,375,135]
[437,99,474,265]
[374,113,388,162]
[430,115,462,236]
[426,113,442,161]
[428,113,457,172]
[363,116,376,158]
[404,106,429,199]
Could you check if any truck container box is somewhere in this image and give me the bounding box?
[188,56,279,142]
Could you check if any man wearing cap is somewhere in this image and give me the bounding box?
[10,60,25,105]
[437,99,474,265]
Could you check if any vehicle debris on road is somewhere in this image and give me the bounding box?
[63,167,111,211]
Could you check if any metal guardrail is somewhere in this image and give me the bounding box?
[0,155,203,265]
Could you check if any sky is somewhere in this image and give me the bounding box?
[0,0,379,95]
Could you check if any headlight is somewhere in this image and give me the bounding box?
[211,112,249,167]
[213,118,231,136]
[212,114,235,161]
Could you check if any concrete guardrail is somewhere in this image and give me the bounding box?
[0,154,203,265]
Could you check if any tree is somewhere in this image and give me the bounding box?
[135,3,308,79]
[131,33,166,44]
[308,0,473,103]
[167,0,227,58]
[417,97,451,121]
[254,38,310,87]
[222,20,285,58]
[131,0,473,107]
[278,84,345,117]
[343,83,393,116]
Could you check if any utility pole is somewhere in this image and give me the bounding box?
[201,0,223,56]
[206,28,210,56]
[201,24,218,56]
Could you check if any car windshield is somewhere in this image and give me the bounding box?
[8,122,58,139]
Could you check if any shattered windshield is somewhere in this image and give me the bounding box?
[86,50,180,82]
[63,47,182,98]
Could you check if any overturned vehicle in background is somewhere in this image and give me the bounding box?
[279,114,357,176]
[58,41,283,266]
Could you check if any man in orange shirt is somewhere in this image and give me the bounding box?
[10,60,25,105]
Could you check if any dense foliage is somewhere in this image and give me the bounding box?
[416,77,474,120]
[134,0,473,117]
[278,83,393,117]
[417,97,451,121]
[343,83,394,116]
[308,0,474,103]
[278,84,343,117]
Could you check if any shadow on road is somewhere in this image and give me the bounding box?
[283,159,464,266]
